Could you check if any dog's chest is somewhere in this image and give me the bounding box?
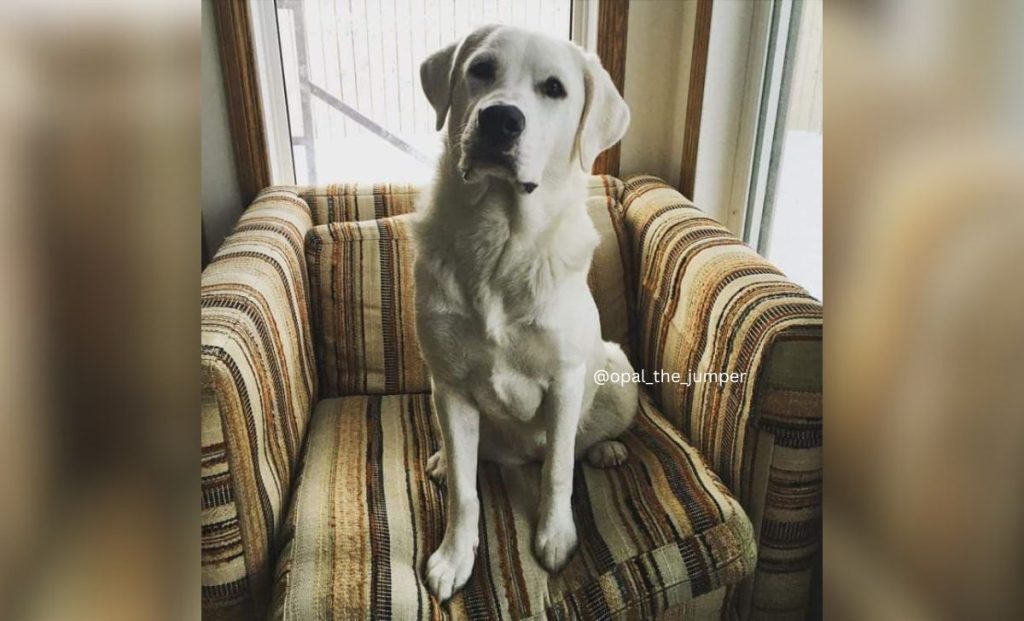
[459,308,552,423]
[415,190,597,422]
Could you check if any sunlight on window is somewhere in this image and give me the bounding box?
[276,0,572,185]
[766,0,822,299]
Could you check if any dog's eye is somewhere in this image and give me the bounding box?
[541,77,566,99]
[468,60,495,81]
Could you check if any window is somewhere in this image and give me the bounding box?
[692,0,822,300]
[258,0,576,186]
[745,0,822,299]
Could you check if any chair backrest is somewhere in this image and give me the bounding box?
[303,176,635,398]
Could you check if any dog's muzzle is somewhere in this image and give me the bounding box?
[461,104,536,193]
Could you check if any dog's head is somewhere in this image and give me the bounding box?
[421,25,629,194]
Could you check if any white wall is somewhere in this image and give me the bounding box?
[619,0,696,189]
[201,0,243,259]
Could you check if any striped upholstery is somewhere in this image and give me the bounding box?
[202,189,317,620]
[621,176,823,619]
[297,175,626,225]
[269,393,757,620]
[305,216,430,397]
[299,182,421,224]
[305,192,634,399]
[744,328,822,618]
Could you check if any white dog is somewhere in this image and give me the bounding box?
[413,25,638,602]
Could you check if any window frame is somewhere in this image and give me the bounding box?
[250,0,296,186]
[678,0,713,201]
[212,0,273,202]
[743,0,802,253]
[685,0,811,246]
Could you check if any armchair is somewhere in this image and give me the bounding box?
[200,176,821,620]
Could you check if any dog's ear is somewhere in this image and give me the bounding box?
[420,42,458,131]
[574,52,631,172]
[421,26,500,132]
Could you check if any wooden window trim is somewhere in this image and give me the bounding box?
[213,0,271,204]
[679,0,713,199]
[592,0,629,177]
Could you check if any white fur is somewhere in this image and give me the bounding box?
[413,25,637,601]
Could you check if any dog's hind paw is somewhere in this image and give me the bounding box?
[426,450,447,485]
[585,440,628,468]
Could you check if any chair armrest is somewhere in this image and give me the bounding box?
[201,188,317,619]
[621,175,822,617]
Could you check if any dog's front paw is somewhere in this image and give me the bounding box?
[426,539,477,602]
[534,510,578,572]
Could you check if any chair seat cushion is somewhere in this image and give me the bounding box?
[270,393,756,620]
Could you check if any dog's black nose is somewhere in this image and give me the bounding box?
[479,105,525,145]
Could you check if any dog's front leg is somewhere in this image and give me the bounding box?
[426,381,480,602]
[534,364,585,571]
